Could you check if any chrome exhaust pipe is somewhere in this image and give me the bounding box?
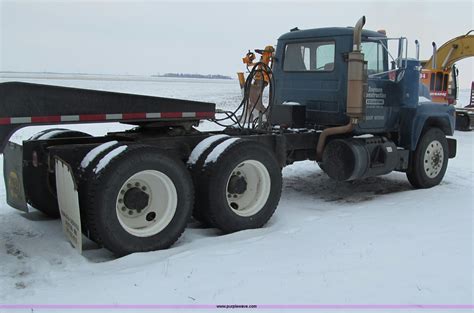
[432,41,438,69]
[415,40,420,60]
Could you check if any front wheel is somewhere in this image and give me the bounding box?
[406,128,449,189]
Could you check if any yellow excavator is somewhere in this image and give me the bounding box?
[419,31,474,130]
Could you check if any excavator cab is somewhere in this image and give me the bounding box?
[419,31,473,106]
[420,69,451,103]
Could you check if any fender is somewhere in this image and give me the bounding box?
[399,103,455,151]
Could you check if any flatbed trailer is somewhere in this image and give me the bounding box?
[0,81,215,151]
[1,17,457,255]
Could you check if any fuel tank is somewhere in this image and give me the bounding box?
[321,136,398,181]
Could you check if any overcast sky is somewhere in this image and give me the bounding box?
[1,0,473,87]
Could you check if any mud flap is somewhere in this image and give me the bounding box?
[3,142,28,212]
[55,157,82,253]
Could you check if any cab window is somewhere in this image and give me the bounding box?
[284,41,335,72]
[435,72,443,91]
[361,41,385,74]
[443,74,449,91]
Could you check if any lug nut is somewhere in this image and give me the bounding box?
[128,210,133,215]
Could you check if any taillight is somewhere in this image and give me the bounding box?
[32,151,38,167]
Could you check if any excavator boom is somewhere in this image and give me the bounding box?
[422,31,474,71]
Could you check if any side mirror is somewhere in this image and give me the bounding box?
[396,69,405,83]
[397,39,403,67]
[389,68,405,83]
[397,37,408,69]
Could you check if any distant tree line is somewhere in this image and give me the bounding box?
[155,73,232,80]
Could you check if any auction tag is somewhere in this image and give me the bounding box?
[55,158,82,254]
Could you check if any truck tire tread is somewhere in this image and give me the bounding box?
[82,145,193,255]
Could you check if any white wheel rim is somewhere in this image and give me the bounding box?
[226,160,271,217]
[423,140,444,178]
[116,170,177,237]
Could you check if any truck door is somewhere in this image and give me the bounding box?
[275,38,348,126]
[357,40,400,132]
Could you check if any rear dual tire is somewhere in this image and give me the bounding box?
[83,138,281,255]
[82,145,193,256]
[192,139,282,233]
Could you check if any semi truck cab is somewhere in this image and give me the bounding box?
[272,25,456,152]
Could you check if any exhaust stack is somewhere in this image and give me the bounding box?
[352,16,365,51]
[432,42,438,69]
[346,15,367,121]
[415,40,420,60]
[316,16,367,161]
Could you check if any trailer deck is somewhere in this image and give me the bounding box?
[0,82,215,151]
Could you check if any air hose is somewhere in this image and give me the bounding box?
[210,62,274,130]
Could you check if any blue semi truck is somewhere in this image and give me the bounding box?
[0,17,456,255]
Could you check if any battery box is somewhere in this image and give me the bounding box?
[270,102,306,128]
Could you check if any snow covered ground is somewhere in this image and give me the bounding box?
[0,79,472,312]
